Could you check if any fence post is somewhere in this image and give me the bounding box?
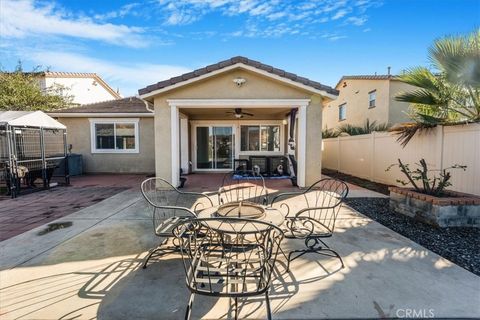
[336,136,341,171]
[370,131,376,181]
[435,125,444,171]
[40,128,47,189]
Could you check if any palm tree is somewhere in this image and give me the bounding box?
[393,29,480,146]
[336,119,390,136]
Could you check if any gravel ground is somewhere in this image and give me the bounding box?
[345,197,480,276]
[323,169,391,195]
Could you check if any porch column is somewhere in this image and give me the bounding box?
[297,105,307,187]
[170,104,180,186]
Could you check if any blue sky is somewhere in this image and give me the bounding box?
[0,0,478,96]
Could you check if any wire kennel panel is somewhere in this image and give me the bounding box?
[43,129,66,159]
[3,126,69,197]
[0,128,8,162]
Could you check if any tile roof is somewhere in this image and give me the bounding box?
[52,97,150,114]
[42,71,98,78]
[138,56,338,96]
[40,72,121,99]
[335,75,400,88]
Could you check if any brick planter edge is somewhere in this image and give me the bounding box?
[388,187,480,227]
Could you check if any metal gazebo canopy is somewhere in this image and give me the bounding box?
[0,111,69,198]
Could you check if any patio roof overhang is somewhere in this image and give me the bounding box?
[138,58,339,102]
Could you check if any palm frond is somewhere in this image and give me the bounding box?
[397,67,439,92]
[390,122,437,147]
[336,119,390,136]
[395,89,440,105]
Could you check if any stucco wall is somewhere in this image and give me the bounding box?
[57,117,155,174]
[45,77,118,105]
[388,81,417,124]
[151,68,326,185]
[323,79,390,129]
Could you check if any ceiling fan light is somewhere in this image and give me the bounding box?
[234,113,242,119]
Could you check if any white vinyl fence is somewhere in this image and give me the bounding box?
[322,124,480,196]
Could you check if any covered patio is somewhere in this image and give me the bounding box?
[138,57,339,188]
[1,184,478,319]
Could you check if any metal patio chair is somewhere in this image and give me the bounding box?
[219,170,268,205]
[173,217,284,320]
[271,178,349,271]
[140,177,213,269]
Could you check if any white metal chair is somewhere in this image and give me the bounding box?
[271,178,349,271]
[140,177,213,269]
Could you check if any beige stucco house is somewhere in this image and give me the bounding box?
[322,75,416,130]
[51,57,338,187]
[38,72,121,105]
[50,97,155,174]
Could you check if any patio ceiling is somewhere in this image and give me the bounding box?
[180,107,292,120]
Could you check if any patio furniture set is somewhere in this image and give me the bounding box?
[140,172,349,320]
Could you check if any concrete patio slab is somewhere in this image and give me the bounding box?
[1,189,479,319]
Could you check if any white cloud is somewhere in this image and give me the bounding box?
[0,0,147,47]
[321,33,348,41]
[94,3,141,21]
[155,0,379,38]
[328,35,348,41]
[345,16,367,26]
[332,9,350,20]
[25,50,191,96]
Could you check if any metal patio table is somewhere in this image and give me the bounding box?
[197,201,285,232]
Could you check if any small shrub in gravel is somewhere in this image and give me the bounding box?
[345,197,480,276]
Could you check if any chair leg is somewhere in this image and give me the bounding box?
[142,239,176,269]
[287,246,344,270]
[142,245,178,269]
[234,297,238,320]
[315,248,345,268]
[286,250,308,272]
[142,247,158,269]
[185,292,195,320]
[265,291,272,320]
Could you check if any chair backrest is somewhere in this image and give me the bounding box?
[173,217,284,296]
[272,178,349,233]
[141,177,212,219]
[218,171,268,205]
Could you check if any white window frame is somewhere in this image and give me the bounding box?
[368,90,376,108]
[89,118,139,154]
[339,103,347,121]
[240,124,281,153]
[190,120,285,172]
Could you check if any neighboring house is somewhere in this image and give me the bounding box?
[51,56,339,187]
[50,97,155,173]
[38,72,121,105]
[322,75,416,129]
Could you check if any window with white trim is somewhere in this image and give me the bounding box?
[90,119,139,153]
[369,90,376,108]
[240,125,280,152]
[338,103,346,121]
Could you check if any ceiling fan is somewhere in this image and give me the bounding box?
[226,108,254,119]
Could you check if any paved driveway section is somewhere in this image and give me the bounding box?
[0,174,148,242]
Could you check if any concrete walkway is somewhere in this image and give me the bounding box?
[0,188,478,319]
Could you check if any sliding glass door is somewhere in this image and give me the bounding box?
[196,126,234,170]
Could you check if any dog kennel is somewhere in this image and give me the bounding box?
[0,111,69,198]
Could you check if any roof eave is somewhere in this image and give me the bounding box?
[48,112,153,117]
[139,63,338,101]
